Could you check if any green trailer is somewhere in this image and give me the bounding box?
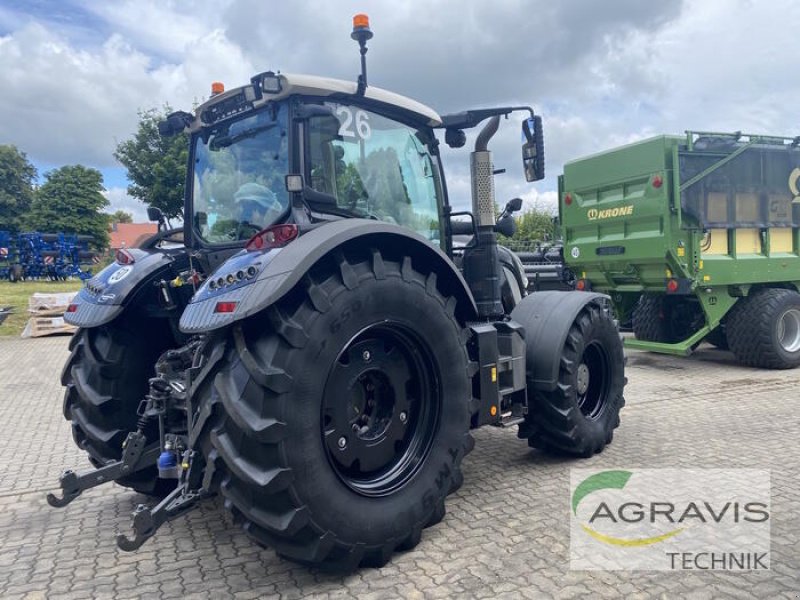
[559,130,800,368]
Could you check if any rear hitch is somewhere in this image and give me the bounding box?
[46,431,158,508]
[116,450,214,551]
[116,485,209,551]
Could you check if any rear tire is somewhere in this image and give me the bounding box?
[726,288,800,369]
[518,302,625,457]
[62,317,175,495]
[200,248,473,570]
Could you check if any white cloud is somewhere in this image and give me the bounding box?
[2,0,800,228]
[102,187,149,222]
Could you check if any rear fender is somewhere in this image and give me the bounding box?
[511,290,611,391]
[179,219,478,333]
[64,248,181,328]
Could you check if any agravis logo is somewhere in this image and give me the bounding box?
[569,469,771,571]
[572,470,683,547]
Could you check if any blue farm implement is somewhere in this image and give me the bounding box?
[0,231,98,282]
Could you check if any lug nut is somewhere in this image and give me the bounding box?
[337,436,347,449]
[362,350,371,362]
[399,411,407,423]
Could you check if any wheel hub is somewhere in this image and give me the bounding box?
[777,308,800,353]
[321,323,438,496]
[576,363,590,395]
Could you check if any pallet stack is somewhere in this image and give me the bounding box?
[21,292,78,338]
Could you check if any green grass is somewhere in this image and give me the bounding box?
[0,280,84,337]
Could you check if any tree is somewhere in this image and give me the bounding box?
[0,145,37,232]
[498,204,556,246]
[110,210,133,224]
[114,107,189,219]
[26,165,110,249]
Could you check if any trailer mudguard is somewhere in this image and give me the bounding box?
[511,290,610,391]
[64,247,179,328]
[179,219,478,333]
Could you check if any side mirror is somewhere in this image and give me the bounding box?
[522,116,545,182]
[157,111,193,137]
[147,206,164,222]
[494,214,516,237]
[505,197,523,214]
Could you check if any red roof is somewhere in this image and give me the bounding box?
[109,223,158,249]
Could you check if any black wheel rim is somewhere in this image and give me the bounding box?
[322,322,439,497]
[575,341,609,420]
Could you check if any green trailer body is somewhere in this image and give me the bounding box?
[559,131,800,366]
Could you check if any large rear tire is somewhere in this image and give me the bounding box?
[518,302,625,457]
[200,248,473,570]
[62,317,175,495]
[726,288,800,369]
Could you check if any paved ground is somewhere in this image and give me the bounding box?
[0,335,798,599]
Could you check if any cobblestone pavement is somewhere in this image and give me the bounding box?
[0,335,798,599]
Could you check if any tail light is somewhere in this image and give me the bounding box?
[666,278,679,293]
[246,224,299,252]
[115,248,136,265]
[564,193,573,206]
[214,301,238,313]
[576,279,590,291]
[66,304,78,313]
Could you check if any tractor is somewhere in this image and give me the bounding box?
[47,15,625,570]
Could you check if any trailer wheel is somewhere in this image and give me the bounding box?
[632,294,704,344]
[62,318,174,495]
[631,294,667,341]
[726,288,800,368]
[519,302,625,457]
[705,325,728,350]
[9,264,23,282]
[202,249,473,570]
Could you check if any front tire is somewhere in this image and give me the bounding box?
[518,302,625,456]
[202,248,473,570]
[726,288,800,368]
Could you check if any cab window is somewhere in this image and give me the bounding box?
[306,103,442,242]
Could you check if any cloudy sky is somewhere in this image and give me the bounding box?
[1,0,798,221]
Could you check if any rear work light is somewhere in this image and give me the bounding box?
[214,301,238,313]
[246,224,299,252]
[115,248,136,265]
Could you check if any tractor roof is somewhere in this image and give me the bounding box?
[193,72,442,129]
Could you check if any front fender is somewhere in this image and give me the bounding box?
[179,219,478,333]
[511,290,611,391]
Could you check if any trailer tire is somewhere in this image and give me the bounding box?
[705,326,728,350]
[62,318,174,495]
[202,248,473,570]
[726,288,800,369]
[631,294,668,342]
[519,302,625,457]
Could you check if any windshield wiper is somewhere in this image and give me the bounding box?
[210,123,278,150]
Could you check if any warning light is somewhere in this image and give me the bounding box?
[211,82,225,95]
[490,406,497,417]
[564,193,573,206]
[667,279,679,293]
[652,174,664,189]
[353,13,370,29]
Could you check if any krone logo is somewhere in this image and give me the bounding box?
[789,167,800,203]
[587,205,634,221]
